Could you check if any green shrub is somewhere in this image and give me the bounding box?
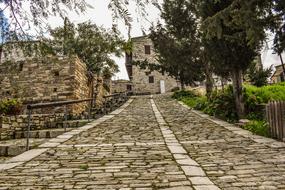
[241,120,269,137]
[0,99,22,116]
[244,83,285,104]
[203,86,238,122]
[172,90,197,100]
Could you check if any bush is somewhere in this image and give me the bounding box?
[203,86,238,122]
[172,90,197,101]
[172,83,285,136]
[0,99,22,116]
[241,120,269,137]
[244,83,285,120]
[244,83,285,104]
[171,87,180,92]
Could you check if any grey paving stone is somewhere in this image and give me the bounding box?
[182,166,206,177]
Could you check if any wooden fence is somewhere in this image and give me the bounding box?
[266,101,285,141]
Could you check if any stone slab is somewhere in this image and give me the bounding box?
[7,148,48,163]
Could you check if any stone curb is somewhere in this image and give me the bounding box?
[151,99,221,190]
[178,101,285,148]
[0,99,134,172]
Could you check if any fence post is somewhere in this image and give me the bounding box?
[281,101,285,142]
[88,100,92,122]
[26,109,32,151]
[64,105,67,132]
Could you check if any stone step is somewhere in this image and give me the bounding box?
[0,138,49,157]
[14,128,73,139]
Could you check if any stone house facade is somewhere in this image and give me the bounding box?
[126,36,179,94]
[0,55,91,114]
[111,79,132,93]
[271,64,285,83]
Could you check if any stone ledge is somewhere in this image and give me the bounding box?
[178,101,285,148]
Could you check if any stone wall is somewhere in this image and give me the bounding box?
[112,80,132,93]
[0,114,64,140]
[0,56,90,114]
[129,36,179,94]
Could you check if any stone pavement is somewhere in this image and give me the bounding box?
[0,95,285,189]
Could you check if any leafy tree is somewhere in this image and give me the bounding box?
[134,0,204,89]
[47,19,121,77]
[197,0,265,118]
[246,61,272,87]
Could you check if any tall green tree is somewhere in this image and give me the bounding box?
[197,0,263,118]
[47,19,122,76]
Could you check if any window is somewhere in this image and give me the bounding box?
[126,52,133,65]
[149,76,154,83]
[127,65,133,77]
[19,61,24,72]
[145,45,151,55]
[127,85,132,91]
[54,71,59,77]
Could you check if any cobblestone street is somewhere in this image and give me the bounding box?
[0,95,285,189]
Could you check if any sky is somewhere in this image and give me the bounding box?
[50,0,283,78]
[4,0,284,79]
[47,0,161,80]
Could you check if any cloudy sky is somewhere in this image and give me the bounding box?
[12,1,285,79]
[47,0,161,80]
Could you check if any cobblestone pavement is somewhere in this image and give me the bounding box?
[154,95,285,190]
[0,95,285,190]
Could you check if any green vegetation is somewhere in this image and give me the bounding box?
[241,120,270,137]
[79,164,89,170]
[0,99,22,116]
[173,83,285,137]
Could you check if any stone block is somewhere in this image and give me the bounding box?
[7,146,25,156]
[0,146,8,156]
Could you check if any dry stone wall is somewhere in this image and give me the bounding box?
[0,56,90,114]
[0,114,64,140]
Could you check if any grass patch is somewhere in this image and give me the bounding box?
[241,120,270,137]
[79,164,89,170]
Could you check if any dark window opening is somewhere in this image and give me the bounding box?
[145,45,151,55]
[126,52,133,65]
[53,88,58,92]
[6,91,11,95]
[127,65,133,77]
[149,76,154,83]
[127,85,132,91]
[19,62,24,71]
[54,71,60,77]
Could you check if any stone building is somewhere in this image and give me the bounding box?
[0,55,91,114]
[126,35,179,94]
[111,79,132,93]
[271,64,285,83]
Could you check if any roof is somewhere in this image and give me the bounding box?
[112,79,131,83]
[131,35,150,41]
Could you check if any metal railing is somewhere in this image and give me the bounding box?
[25,98,95,151]
[25,92,128,151]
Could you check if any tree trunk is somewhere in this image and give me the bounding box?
[280,54,285,82]
[205,63,213,98]
[181,81,185,90]
[231,68,245,119]
[180,72,186,90]
[221,78,225,92]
